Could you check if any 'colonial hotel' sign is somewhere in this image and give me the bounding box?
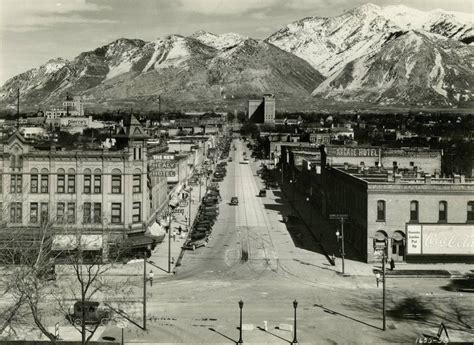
[328,147,380,157]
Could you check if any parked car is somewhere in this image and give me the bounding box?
[447,273,474,292]
[66,301,112,326]
[258,189,267,197]
[230,197,239,205]
[183,239,207,250]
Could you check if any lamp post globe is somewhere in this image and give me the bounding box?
[292,300,298,345]
[336,230,340,237]
[239,300,244,309]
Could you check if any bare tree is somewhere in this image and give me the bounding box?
[0,205,138,344]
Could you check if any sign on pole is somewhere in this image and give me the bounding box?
[329,214,349,220]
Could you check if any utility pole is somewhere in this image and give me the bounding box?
[143,251,147,330]
[382,253,386,331]
[16,88,20,116]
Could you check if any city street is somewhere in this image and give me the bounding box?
[1,139,471,344]
[99,139,473,344]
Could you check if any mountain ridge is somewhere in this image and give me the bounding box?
[1,3,472,110]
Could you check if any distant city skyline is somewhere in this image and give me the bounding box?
[1,0,472,84]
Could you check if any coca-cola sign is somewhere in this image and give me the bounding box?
[407,224,474,255]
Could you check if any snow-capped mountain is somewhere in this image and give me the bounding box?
[1,3,472,110]
[0,35,322,109]
[267,3,473,76]
[191,31,247,50]
[380,5,473,43]
[313,31,473,106]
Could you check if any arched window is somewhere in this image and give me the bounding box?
[377,200,385,221]
[83,169,92,194]
[410,201,418,222]
[439,201,447,222]
[467,201,474,222]
[40,168,49,193]
[67,168,75,193]
[30,168,39,193]
[57,168,65,193]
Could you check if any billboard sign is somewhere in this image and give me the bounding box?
[407,224,474,255]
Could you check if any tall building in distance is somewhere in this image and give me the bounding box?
[263,94,275,124]
[247,94,275,124]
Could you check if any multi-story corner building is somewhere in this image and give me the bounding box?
[0,116,168,256]
[322,165,474,263]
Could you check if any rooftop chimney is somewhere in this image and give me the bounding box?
[387,171,394,182]
[394,173,402,183]
[424,174,431,184]
[453,174,461,184]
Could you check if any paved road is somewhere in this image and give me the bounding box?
[2,139,472,343]
[103,139,472,344]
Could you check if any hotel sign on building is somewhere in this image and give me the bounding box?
[150,154,177,177]
[328,147,380,157]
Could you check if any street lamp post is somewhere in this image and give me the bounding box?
[292,300,298,345]
[306,197,312,231]
[335,219,346,275]
[289,180,295,204]
[238,300,244,344]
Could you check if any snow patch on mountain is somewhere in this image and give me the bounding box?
[192,31,247,50]
[428,51,447,98]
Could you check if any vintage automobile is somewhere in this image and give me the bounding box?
[230,197,239,205]
[66,301,112,326]
[258,189,267,197]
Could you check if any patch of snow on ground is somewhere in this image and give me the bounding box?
[428,51,447,98]
[106,60,133,80]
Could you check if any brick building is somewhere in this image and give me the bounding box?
[0,116,168,257]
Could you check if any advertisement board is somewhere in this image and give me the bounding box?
[407,224,474,255]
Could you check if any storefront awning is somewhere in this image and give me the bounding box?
[52,234,103,251]
[125,235,158,249]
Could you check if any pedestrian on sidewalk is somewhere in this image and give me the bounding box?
[178,226,182,235]
[389,258,395,271]
[331,253,336,266]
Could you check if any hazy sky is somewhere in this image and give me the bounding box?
[0,0,472,84]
